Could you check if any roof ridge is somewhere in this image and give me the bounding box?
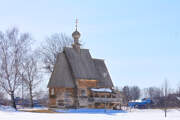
[64,47,89,51]
[93,58,104,61]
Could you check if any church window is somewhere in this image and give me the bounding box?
[51,88,55,95]
[81,89,86,96]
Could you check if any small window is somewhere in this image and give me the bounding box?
[81,89,86,96]
[51,88,55,95]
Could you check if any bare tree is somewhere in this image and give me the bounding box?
[22,55,41,107]
[177,82,180,96]
[164,79,168,118]
[162,79,168,118]
[0,88,5,102]
[123,86,141,101]
[33,90,48,107]
[147,87,162,99]
[39,33,73,73]
[0,28,31,109]
[130,86,141,100]
[122,86,131,102]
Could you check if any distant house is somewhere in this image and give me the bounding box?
[47,24,123,109]
[128,98,153,109]
[15,97,42,107]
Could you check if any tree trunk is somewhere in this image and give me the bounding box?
[164,79,168,118]
[29,87,34,108]
[164,96,167,117]
[10,91,17,110]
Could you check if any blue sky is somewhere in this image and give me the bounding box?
[0,0,180,89]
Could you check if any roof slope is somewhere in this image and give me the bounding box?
[93,59,113,88]
[47,53,75,88]
[48,47,113,88]
[64,47,99,80]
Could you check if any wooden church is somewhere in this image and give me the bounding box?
[47,23,123,109]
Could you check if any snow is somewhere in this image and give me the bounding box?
[91,88,112,92]
[129,100,142,102]
[0,105,16,112]
[18,107,48,111]
[0,106,180,120]
[177,97,180,101]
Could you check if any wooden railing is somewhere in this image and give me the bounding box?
[78,96,122,103]
[88,97,122,103]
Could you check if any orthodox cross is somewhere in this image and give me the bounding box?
[75,18,78,31]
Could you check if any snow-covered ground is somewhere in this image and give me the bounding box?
[0,106,180,120]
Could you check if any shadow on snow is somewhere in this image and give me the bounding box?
[55,108,127,115]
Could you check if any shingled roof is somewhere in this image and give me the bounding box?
[64,47,99,80]
[47,47,113,88]
[93,59,113,88]
[48,52,75,88]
